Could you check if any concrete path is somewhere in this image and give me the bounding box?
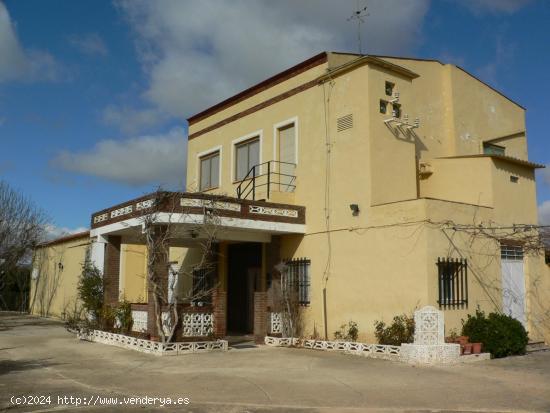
[1,313,549,412]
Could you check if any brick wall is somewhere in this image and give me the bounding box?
[253,291,268,343]
[103,236,121,307]
[212,288,227,338]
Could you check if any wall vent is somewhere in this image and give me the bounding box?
[336,114,353,132]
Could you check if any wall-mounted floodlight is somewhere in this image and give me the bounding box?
[350,204,360,216]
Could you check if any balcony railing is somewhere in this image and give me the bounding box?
[236,160,296,201]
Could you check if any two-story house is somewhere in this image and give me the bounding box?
[34,52,550,344]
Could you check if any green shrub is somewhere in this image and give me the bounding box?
[100,305,117,331]
[374,314,415,346]
[461,309,529,358]
[334,321,359,342]
[115,300,133,334]
[77,261,104,324]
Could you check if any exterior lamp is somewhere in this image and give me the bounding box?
[350,204,360,216]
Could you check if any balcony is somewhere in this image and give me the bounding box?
[236,160,296,203]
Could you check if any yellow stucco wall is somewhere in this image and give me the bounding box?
[119,243,147,303]
[30,235,89,319]
[181,53,549,343]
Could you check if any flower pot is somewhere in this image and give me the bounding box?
[457,336,469,346]
[463,343,473,355]
[150,335,160,342]
[472,342,482,354]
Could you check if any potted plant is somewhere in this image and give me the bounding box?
[445,328,459,343]
[456,335,469,346]
[463,343,473,355]
[471,342,482,354]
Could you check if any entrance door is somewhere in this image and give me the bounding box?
[501,245,526,326]
[227,243,262,334]
[277,123,296,192]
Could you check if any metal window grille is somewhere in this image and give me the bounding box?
[437,257,468,309]
[192,267,215,304]
[500,244,523,261]
[283,258,311,306]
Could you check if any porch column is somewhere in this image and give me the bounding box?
[103,235,121,307]
[146,226,169,338]
[213,242,227,338]
[253,243,269,343]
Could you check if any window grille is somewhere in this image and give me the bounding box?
[192,267,215,304]
[501,244,523,260]
[437,257,468,309]
[282,258,311,306]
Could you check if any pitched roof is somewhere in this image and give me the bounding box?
[439,154,545,169]
[37,231,90,248]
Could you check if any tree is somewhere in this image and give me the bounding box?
[141,190,221,343]
[0,181,46,311]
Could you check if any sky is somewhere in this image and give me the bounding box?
[0,0,549,237]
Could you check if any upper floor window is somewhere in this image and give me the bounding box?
[200,151,220,191]
[385,81,395,96]
[483,142,505,156]
[235,137,260,181]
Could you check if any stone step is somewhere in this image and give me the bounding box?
[526,341,550,353]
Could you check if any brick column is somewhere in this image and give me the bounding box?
[212,288,227,338]
[253,291,268,343]
[146,226,169,338]
[103,236,121,307]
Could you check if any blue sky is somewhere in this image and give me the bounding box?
[0,0,549,236]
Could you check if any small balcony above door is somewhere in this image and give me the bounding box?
[235,160,296,203]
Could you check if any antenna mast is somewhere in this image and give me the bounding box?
[347,1,369,54]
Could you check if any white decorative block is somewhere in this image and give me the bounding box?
[414,305,444,345]
[398,306,460,365]
[181,312,213,337]
[270,312,282,334]
[131,310,147,332]
[249,205,298,218]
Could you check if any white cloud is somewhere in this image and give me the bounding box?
[461,0,533,14]
[111,0,430,123]
[68,33,108,57]
[44,224,88,241]
[51,127,186,187]
[102,105,167,134]
[0,2,61,83]
[539,201,550,226]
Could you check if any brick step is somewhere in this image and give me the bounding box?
[526,341,550,353]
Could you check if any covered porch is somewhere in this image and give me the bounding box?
[88,192,305,343]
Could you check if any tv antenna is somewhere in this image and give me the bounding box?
[347,1,369,54]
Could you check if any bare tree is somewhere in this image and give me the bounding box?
[141,190,221,343]
[271,261,304,339]
[0,181,46,310]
